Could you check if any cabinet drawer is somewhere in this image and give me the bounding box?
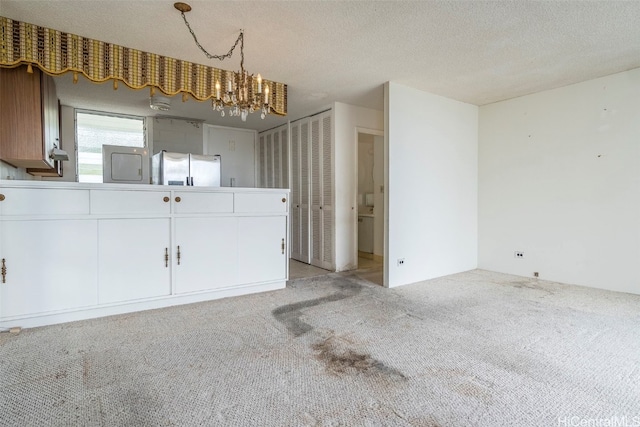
[234,192,288,213]
[91,190,171,215]
[172,191,233,214]
[0,188,90,216]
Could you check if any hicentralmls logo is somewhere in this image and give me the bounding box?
[558,416,640,427]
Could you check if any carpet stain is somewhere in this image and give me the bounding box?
[511,280,556,295]
[272,281,362,336]
[312,336,406,380]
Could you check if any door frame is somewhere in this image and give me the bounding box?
[354,127,385,285]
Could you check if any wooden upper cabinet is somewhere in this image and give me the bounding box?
[0,65,59,172]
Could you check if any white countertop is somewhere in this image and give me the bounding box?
[0,179,289,193]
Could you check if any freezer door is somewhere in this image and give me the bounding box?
[190,154,221,187]
[153,152,190,185]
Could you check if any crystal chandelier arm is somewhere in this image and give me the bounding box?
[178,9,243,62]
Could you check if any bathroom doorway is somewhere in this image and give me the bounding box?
[356,130,384,286]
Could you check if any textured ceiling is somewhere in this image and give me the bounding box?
[2,0,639,132]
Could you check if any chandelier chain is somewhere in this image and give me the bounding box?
[179,11,244,66]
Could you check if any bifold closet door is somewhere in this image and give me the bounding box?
[310,112,333,270]
[290,121,310,263]
[258,134,266,188]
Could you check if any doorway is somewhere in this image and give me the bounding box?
[356,130,384,285]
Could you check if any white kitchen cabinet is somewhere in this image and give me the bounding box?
[172,191,233,214]
[0,219,98,318]
[174,216,238,293]
[0,183,288,329]
[0,187,90,216]
[98,218,171,304]
[91,190,171,215]
[238,216,287,284]
[235,192,288,213]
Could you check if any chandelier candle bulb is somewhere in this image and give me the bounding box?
[257,74,262,93]
[264,84,269,104]
[215,81,220,99]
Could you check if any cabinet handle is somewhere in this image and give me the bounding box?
[175,196,181,203]
[281,239,285,255]
[177,246,181,265]
[282,197,286,203]
[0,194,5,201]
[320,206,323,210]
[1,258,6,283]
[164,248,169,268]
[163,196,170,203]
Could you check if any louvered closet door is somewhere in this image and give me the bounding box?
[310,117,323,267]
[290,122,302,261]
[321,113,334,268]
[273,130,281,188]
[259,134,266,188]
[281,127,289,189]
[299,121,310,263]
[266,133,273,188]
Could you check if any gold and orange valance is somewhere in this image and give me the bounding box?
[0,16,287,116]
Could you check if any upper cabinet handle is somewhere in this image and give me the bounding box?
[0,194,5,201]
[175,196,181,203]
[163,196,170,203]
[282,197,286,203]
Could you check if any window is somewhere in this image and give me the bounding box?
[76,111,145,183]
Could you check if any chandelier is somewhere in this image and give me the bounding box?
[174,2,269,121]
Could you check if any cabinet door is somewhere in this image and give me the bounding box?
[0,66,46,168]
[98,219,171,304]
[0,219,98,318]
[174,217,238,293]
[172,191,233,214]
[238,216,287,284]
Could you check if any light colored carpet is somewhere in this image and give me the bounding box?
[1,269,639,426]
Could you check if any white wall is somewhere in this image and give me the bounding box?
[479,68,640,295]
[205,125,256,188]
[333,102,384,271]
[385,82,478,288]
[152,117,205,155]
[0,160,31,181]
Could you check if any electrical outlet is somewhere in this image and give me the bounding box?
[514,251,524,258]
[397,258,405,266]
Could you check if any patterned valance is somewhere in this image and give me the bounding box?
[0,16,287,116]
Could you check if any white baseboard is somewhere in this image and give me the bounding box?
[0,280,286,330]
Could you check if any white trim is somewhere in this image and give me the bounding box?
[0,280,285,330]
